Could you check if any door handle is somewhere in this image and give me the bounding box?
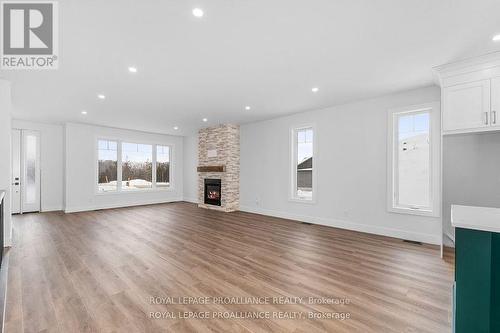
[12,182,19,185]
[493,110,497,125]
[485,112,489,125]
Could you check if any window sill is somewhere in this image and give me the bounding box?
[289,197,316,205]
[95,187,175,195]
[388,206,439,218]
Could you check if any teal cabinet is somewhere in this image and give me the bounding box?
[455,228,500,333]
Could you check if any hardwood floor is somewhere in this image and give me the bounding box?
[5,202,454,332]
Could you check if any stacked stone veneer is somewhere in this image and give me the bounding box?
[198,124,240,212]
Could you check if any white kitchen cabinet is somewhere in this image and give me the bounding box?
[436,52,500,135]
[490,77,500,129]
[442,80,491,132]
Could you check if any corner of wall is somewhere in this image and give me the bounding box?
[0,80,13,247]
[61,123,68,211]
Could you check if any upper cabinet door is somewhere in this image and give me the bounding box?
[491,77,500,128]
[443,80,491,132]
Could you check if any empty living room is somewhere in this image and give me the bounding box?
[1,1,500,332]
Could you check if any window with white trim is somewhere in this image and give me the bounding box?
[156,145,170,188]
[97,140,118,192]
[291,126,314,201]
[97,139,172,193]
[387,103,440,216]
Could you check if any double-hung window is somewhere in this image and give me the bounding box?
[387,103,440,216]
[97,139,172,193]
[290,126,315,202]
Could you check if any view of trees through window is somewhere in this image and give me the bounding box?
[97,139,171,192]
[98,140,117,192]
[122,143,153,190]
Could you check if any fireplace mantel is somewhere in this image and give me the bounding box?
[197,165,226,173]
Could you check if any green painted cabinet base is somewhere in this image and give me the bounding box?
[455,228,500,333]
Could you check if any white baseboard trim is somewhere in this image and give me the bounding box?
[239,205,441,245]
[64,197,184,213]
[42,206,63,212]
[183,197,198,204]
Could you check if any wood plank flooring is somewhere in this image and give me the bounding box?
[5,202,454,332]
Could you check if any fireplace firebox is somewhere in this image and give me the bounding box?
[204,179,221,206]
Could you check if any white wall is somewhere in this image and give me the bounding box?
[0,80,12,246]
[443,132,500,242]
[183,135,198,203]
[11,120,64,212]
[65,123,184,212]
[240,86,442,245]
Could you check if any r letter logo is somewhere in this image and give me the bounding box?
[1,1,58,69]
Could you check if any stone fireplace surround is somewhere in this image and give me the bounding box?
[197,124,239,212]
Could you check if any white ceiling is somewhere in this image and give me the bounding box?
[2,0,500,135]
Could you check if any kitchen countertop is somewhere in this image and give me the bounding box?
[451,204,500,233]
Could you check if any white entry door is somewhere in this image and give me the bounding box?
[11,129,21,214]
[11,129,41,213]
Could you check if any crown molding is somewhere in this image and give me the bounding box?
[434,52,500,87]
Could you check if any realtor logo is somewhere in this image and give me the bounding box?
[1,1,58,69]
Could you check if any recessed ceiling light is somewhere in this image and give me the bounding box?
[245,106,251,110]
[311,87,319,93]
[174,126,179,130]
[128,66,137,73]
[81,110,87,115]
[97,94,106,100]
[202,118,208,122]
[192,8,204,17]
[493,34,500,42]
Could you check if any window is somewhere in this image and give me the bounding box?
[387,103,440,216]
[96,139,173,193]
[156,145,170,188]
[291,126,315,201]
[97,140,118,192]
[122,143,153,190]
